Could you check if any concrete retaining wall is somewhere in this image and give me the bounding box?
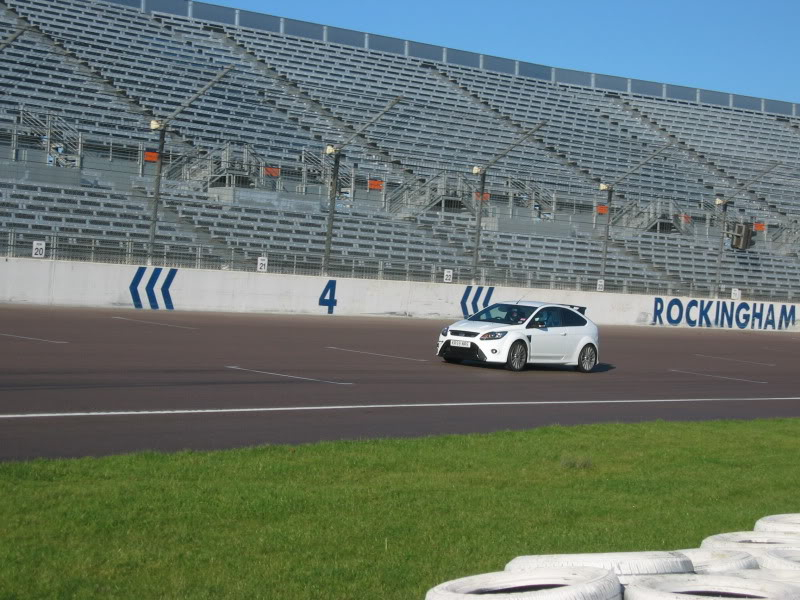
[1,257,796,331]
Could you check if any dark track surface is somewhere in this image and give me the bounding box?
[1,305,799,460]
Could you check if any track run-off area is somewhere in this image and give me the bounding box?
[1,305,799,460]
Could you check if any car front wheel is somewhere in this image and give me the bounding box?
[505,341,528,372]
[576,344,597,373]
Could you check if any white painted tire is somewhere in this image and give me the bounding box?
[426,567,622,600]
[623,574,800,600]
[701,532,800,554]
[757,516,800,535]
[723,569,800,588]
[506,552,692,584]
[758,549,800,571]
[674,548,759,574]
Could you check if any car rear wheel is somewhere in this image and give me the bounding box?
[505,341,527,372]
[576,344,597,373]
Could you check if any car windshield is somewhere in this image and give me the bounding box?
[468,303,535,325]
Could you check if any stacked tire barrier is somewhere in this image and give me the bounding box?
[425,514,800,599]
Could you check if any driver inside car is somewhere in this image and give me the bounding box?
[507,307,526,324]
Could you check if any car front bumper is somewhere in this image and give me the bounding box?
[437,336,510,363]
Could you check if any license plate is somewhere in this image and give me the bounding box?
[450,339,471,348]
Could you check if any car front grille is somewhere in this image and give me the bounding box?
[450,330,479,338]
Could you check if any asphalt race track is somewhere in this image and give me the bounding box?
[1,305,799,460]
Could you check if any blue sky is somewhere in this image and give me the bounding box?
[203,0,799,103]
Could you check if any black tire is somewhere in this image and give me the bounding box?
[505,341,528,372]
[576,344,597,373]
[443,356,462,364]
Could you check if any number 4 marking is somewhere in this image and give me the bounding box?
[319,279,338,314]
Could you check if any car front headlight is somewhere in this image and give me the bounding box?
[480,331,507,340]
[440,327,449,337]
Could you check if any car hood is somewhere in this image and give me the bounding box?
[447,320,519,333]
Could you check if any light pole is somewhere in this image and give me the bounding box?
[322,96,403,275]
[470,122,546,283]
[598,141,676,284]
[711,160,780,298]
[712,195,730,298]
[147,64,234,265]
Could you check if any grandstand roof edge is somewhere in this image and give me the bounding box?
[104,0,798,116]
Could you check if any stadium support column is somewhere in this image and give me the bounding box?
[321,96,404,276]
[146,65,235,266]
[469,122,547,285]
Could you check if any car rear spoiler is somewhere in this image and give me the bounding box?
[558,304,587,315]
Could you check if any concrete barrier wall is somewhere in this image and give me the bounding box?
[1,257,797,331]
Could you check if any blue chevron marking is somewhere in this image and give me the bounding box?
[471,286,484,314]
[129,266,146,309]
[161,268,177,311]
[145,267,162,310]
[460,286,472,318]
[483,287,494,308]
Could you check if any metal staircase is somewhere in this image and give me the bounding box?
[298,149,355,207]
[612,197,700,235]
[163,142,276,192]
[17,109,83,168]
[386,171,480,217]
[770,225,800,257]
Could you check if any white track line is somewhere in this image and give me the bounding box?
[2,396,799,420]
[225,365,353,385]
[325,346,428,362]
[111,317,197,330]
[0,333,69,344]
[693,354,776,367]
[669,369,768,384]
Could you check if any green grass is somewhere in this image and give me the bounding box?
[1,419,799,599]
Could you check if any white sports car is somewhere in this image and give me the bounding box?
[437,301,599,372]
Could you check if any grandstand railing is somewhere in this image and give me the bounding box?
[3,228,794,303]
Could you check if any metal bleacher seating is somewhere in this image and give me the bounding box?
[1,0,799,297]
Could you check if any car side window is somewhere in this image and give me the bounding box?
[560,308,587,327]
[531,307,562,328]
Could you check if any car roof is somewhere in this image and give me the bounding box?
[497,301,545,308]
[498,301,587,315]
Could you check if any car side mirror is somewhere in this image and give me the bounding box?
[528,320,545,329]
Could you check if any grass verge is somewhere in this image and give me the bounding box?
[1,419,799,599]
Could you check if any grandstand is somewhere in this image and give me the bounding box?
[1,0,799,301]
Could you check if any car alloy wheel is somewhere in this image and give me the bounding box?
[577,345,597,373]
[506,341,527,372]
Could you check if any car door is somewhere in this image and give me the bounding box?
[527,306,568,361]
[559,307,589,358]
